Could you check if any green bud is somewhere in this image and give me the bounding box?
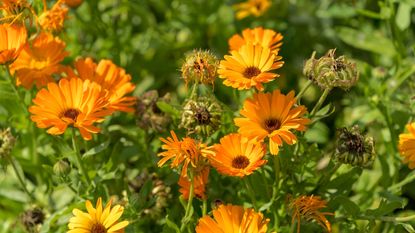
[53,159,71,177]
[334,125,376,168]
[181,49,219,86]
[0,128,15,159]
[303,49,359,90]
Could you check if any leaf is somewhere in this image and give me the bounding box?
[336,27,396,57]
[365,198,406,217]
[331,196,360,217]
[397,223,415,233]
[164,215,181,233]
[82,140,110,159]
[396,2,413,30]
[156,101,180,117]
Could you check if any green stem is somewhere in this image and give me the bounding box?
[272,156,281,200]
[4,66,28,114]
[243,177,257,209]
[71,128,91,186]
[389,170,415,192]
[358,214,415,222]
[189,82,199,100]
[296,79,313,102]
[202,199,207,216]
[180,172,194,232]
[310,88,331,117]
[7,156,34,201]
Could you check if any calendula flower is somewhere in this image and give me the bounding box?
[0,0,33,23]
[10,32,68,89]
[70,57,136,112]
[68,197,129,233]
[235,90,310,155]
[29,78,113,140]
[196,204,269,233]
[399,122,415,169]
[181,49,219,86]
[288,195,333,233]
[228,27,283,55]
[218,43,282,91]
[0,23,27,65]
[179,165,210,200]
[62,0,83,8]
[158,131,214,177]
[233,0,271,20]
[38,1,69,32]
[209,133,267,177]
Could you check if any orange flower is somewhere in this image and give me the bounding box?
[218,43,283,91]
[62,0,83,8]
[228,27,283,55]
[233,0,271,20]
[196,204,269,233]
[399,122,415,169]
[178,165,210,200]
[0,23,26,65]
[158,131,214,177]
[234,90,310,155]
[209,133,267,177]
[288,195,333,233]
[38,1,69,32]
[0,0,33,23]
[70,57,136,112]
[29,78,113,140]
[10,32,68,89]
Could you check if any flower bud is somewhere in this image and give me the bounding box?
[0,128,15,159]
[180,97,222,136]
[136,90,171,132]
[334,125,375,168]
[53,159,71,176]
[181,49,219,86]
[303,49,359,90]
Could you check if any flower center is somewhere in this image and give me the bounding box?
[61,108,81,121]
[264,118,281,133]
[243,66,261,79]
[232,155,250,169]
[345,134,365,155]
[91,223,107,233]
[194,107,211,125]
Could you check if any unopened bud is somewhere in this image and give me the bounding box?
[53,159,71,176]
[0,128,15,159]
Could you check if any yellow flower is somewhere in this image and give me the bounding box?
[10,32,69,89]
[233,0,271,20]
[228,27,283,55]
[234,90,310,155]
[0,23,26,65]
[288,195,333,233]
[399,122,415,169]
[68,197,129,233]
[70,57,136,112]
[29,78,112,140]
[218,43,282,91]
[38,1,69,32]
[196,204,269,233]
[209,133,267,177]
[158,131,215,177]
[178,165,210,200]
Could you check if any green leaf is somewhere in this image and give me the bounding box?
[365,198,406,217]
[397,223,415,233]
[396,2,413,30]
[331,196,360,217]
[156,101,180,117]
[164,215,181,233]
[336,27,396,57]
[82,140,110,159]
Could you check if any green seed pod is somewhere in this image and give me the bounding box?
[303,49,359,90]
[180,97,222,136]
[0,128,15,159]
[53,159,71,177]
[334,125,376,168]
[181,49,219,86]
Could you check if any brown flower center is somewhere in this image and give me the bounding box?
[264,118,281,133]
[194,107,211,125]
[243,66,261,79]
[91,223,107,233]
[232,155,250,169]
[61,108,81,121]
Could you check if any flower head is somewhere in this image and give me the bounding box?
[181,49,219,86]
[0,0,33,23]
[10,32,68,89]
[68,197,129,233]
[218,43,283,91]
[235,90,310,155]
[70,57,136,112]
[158,131,214,177]
[288,195,333,233]
[229,27,283,55]
[0,23,27,65]
[20,208,44,233]
[179,165,210,200]
[233,0,271,20]
[196,204,269,233]
[0,128,15,159]
[38,2,69,32]
[209,133,267,177]
[29,78,113,140]
[399,122,415,169]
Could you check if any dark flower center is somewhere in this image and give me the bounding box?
[194,107,211,125]
[243,66,261,79]
[232,155,250,169]
[61,108,81,121]
[345,134,365,155]
[333,60,346,71]
[91,223,107,233]
[193,58,205,72]
[264,118,281,133]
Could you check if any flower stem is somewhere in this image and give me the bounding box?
[7,156,34,201]
[4,66,28,115]
[243,177,257,209]
[310,88,331,117]
[71,128,91,186]
[202,198,207,216]
[296,79,313,102]
[272,156,281,200]
[389,170,415,192]
[180,172,194,232]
